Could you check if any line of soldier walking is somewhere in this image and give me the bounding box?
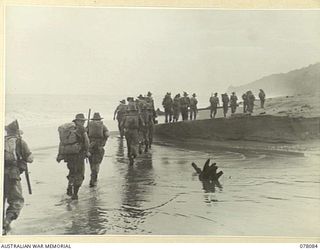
[161,89,266,122]
[3,89,266,235]
[3,91,157,235]
[113,91,157,165]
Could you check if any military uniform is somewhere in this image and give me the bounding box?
[259,89,266,108]
[121,107,145,165]
[145,97,155,147]
[146,92,157,124]
[221,94,230,118]
[114,100,127,138]
[3,121,33,234]
[162,93,173,123]
[189,94,198,120]
[173,94,181,122]
[230,93,238,114]
[139,105,152,153]
[242,93,248,113]
[209,94,219,118]
[88,113,109,187]
[60,114,89,200]
[180,92,190,121]
[247,91,255,113]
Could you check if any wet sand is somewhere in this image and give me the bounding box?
[6,135,320,236]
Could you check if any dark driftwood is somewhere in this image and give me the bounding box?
[192,159,223,193]
[192,158,223,181]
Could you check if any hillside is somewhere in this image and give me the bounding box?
[227,63,320,97]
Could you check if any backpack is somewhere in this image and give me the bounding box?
[163,96,173,107]
[222,94,229,103]
[88,121,104,138]
[118,104,127,114]
[259,91,265,99]
[190,97,198,107]
[210,96,219,105]
[4,136,18,163]
[58,123,81,155]
[230,95,237,104]
[140,111,150,126]
[180,97,189,107]
[124,115,139,129]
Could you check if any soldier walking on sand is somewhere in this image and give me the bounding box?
[139,102,153,153]
[121,104,145,165]
[172,94,181,122]
[259,89,266,108]
[87,112,110,187]
[242,92,248,113]
[221,93,230,118]
[230,92,238,114]
[189,93,198,120]
[209,92,219,118]
[113,100,127,139]
[3,120,34,235]
[180,92,190,121]
[162,92,173,123]
[57,113,90,200]
[247,91,256,114]
[146,91,157,124]
[146,97,155,148]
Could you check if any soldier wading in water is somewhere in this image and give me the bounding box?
[87,112,110,187]
[57,113,90,200]
[121,103,145,165]
[3,120,34,235]
[113,100,127,139]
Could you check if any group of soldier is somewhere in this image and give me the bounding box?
[160,89,266,122]
[3,112,111,234]
[209,89,266,118]
[3,91,157,235]
[161,92,198,123]
[3,89,266,235]
[113,91,156,165]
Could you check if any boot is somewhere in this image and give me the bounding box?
[2,214,14,235]
[66,185,73,196]
[89,173,97,188]
[72,186,80,200]
[129,156,134,166]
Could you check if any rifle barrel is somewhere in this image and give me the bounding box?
[16,120,32,195]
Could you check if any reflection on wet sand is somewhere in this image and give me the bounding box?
[201,180,222,193]
[115,137,126,164]
[9,137,320,236]
[120,146,155,232]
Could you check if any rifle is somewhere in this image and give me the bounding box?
[87,108,91,133]
[85,109,91,164]
[15,120,32,195]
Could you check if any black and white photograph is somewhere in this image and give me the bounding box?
[2,5,320,238]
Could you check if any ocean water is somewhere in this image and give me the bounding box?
[5,93,211,130]
[7,137,320,236]
[5,94,122,131]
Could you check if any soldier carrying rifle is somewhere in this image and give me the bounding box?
[3,120,34,235]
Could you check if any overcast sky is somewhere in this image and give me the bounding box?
[5,7,320,96]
